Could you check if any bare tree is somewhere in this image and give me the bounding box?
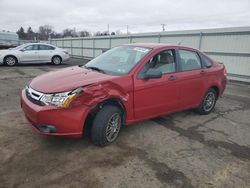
[95,31,102,36]
[38,25,54,40]
[79,30,91,37]
[115,30,122,35]
[26,27,35,40]
[16,25,102,40]
[94,31,109,36]
[50,31,62,39]
[16,27,26,40]
[62,28,78,37]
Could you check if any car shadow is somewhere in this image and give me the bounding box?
[0,62,68,67]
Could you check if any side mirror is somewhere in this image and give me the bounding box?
[140,69,162,79]
[20,49,25,52]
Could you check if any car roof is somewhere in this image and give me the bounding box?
[124,43,197,51]
[22,43,56,47]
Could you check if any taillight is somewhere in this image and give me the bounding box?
[224,67,227,77]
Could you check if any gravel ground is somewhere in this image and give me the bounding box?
[0,58,249,188]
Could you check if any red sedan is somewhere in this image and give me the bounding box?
[21,43,227,146]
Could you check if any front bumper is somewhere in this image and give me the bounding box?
[20,89,90,138]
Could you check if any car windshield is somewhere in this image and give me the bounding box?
[84,46,151,75]
[11,44,27,50]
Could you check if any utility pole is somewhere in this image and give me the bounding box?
[107,24,110,35]
[161,24,166,32]
[126,25,129,35]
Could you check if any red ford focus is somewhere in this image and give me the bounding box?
[21,43,227,146]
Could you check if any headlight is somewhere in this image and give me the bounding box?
[40,87,83,108]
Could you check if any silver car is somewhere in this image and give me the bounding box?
[0,43,70,66]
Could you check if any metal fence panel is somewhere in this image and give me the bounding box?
[82,49,94,58]
[50,26,250,82]
[63,40,71,48]
[72,48,82,56]
[95,39,110,48]
[111,38,130,47]
[131,37,159,43]
[201,34,250,53]
[209,54,250,76]
[72,39,82,48]
[160,36,200,48]
[82,39,94,48]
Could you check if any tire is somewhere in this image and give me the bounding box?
[197,88,217,115]
[4,56,17,66]
[91,105,122,146]
[51,56,62,65]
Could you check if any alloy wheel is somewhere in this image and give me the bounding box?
[105,113,121,142]
[5,57,16,66]
[203,92,215,112]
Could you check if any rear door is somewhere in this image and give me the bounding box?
[20,44,40,62]
[38,44,55,62]
[176,49,207,108]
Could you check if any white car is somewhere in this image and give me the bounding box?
[0,43,70,66]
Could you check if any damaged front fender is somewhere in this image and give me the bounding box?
[73,81,130,109]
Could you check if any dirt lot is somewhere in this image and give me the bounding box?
[0,58,250,188]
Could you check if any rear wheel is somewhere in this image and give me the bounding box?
[197,88,217,115]
[51,56,62,65]
[91,105,122,146]
[4,56,17,66]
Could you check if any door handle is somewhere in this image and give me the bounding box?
[168,75,177,81]
[200,70,207,75]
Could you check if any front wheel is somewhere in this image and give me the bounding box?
[197,88,217,115]
[4,56,17,66]
[91,105,122,146]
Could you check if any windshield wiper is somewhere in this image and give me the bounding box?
[84,66,106,74]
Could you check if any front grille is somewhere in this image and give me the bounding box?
[25,86,45,106]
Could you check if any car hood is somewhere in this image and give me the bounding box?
[30,66,117,93]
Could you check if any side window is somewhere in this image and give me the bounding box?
[39,45,55,50]
[39,45,47,50]
[179,50,201,71]
[142,50,176,74]
[23,45,38,51]
[201,54,213,68]
[23,45,33,51]
[33,45,39,50]
[49,46,55,50]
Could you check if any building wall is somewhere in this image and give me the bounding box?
[0,32,19,48]
[0,32,18,41]
[50,26,250,82]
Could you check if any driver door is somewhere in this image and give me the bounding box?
[20,44,40,62]
[133,48,181,120]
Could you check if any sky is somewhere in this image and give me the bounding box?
[0,0,250,34]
